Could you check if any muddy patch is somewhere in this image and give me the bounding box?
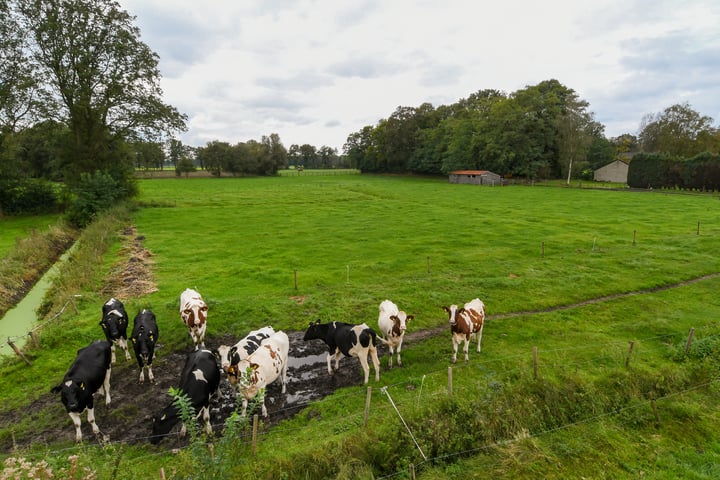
[2,329,435,452]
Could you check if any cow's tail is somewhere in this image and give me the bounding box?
[375,335,390,346]
[369,329,378,350]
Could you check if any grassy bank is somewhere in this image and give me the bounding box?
[2,175,720,478]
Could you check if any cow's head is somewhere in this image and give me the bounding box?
[442,305,459,325]
[132,326,156,366]
[100,312,123,339]
[150,405,178,444]
[51,378,88,413]
[216,345,240,383]
[181,299,208,327]
[303,319,323,341]
[391,312,414,336]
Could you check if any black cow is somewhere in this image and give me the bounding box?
[303,320,380,384]
[131,309,159,384]
[100,297,131,363]
[51,340,112,442]
[150,349,220,444]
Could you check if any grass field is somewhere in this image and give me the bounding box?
[2,174,720,479]
[0,214,62,258]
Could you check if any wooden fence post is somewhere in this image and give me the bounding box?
[364,386,372,427]
[159,467,166,480]
[685,328,695,354]
[447,366,453,397]
[533,346,538,379]
[651,399,660,426]
[541,242,545,258]
[409,463,416,480]
[8,339,31,366]
[625,341,634,368]
[427,256,430,274]
[252,414,259,456]
[293,270,298,290]
[633,230,636,246]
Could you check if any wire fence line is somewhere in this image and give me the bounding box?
[5,324,717,479]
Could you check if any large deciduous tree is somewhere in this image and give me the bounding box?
[14,0,187,185]
[639,103,718,157]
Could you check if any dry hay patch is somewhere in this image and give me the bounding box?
[101,226,158,299]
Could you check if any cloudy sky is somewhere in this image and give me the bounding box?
[118,0,720,151]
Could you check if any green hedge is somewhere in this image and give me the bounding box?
[628,151,720,191]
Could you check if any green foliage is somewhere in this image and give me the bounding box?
[64,171,129,228]
[0,178,63,215]
[627,151,720,190]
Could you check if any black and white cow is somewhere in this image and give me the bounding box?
[236,330,289,417]
[51,340,112,442]
[216,326,275,385]
[303,320,380,384]
[131,309,159,384]
[150,348,220,444]
[100,297,131,363]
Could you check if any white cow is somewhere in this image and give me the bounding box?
[180,288,208,349]
[236,331,289,417]
[217,326,275,384]
[377,299,414,368]
[442,298,485,363]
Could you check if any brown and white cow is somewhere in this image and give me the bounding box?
[442,298,486,363]
[180,288,208,349]
[216,326,275,386]
[303,320,380,384]
[235,330,289,417]
[377,299,414,368]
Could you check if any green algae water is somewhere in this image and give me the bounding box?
[0,245,75,357]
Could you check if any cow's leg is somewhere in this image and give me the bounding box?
[110,344,116,364]
[325,353,334,376]
[147,364,154,383]
[138,368,145,384]
[397,336,404,367]
[387,345,394,369]
[370,346,380,381]
[464,336,470,363]
[358,352,370,384]
[179,423,187,437]
[119,338,131,360]
[477,323,484,352]
[281,362,288,394]
[200,406,212,435]
[334,350,342,372]
[86,407,100,435]
[261,399,268,417]
[451,337,459,364]
[69,411,83,442]
[103,367,111,405]
[240,397,248,417]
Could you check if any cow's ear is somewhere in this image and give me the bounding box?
[390,315,399,322]
[406,315,414,322]
[442,306,449,312]
[315,319,321,325]
[149,334,154,341]
[50,384,62,393]
[79,382,85,390]
[229,346,238,356]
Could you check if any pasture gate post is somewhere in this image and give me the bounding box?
[252,414,259,456]
[685,328,695,354]
[364,386,372,427]
[448,366,453,397]
[533,346,538,379]
[625,341,635,368]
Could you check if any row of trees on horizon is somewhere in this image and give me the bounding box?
[2,0,720,218]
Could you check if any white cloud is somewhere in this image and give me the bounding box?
[120,0,720,149]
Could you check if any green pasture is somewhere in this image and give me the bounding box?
[2,174,720,478]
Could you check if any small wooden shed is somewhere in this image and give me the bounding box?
[449,170,503,186]
[593,160,628,183]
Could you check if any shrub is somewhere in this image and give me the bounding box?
[0,178,62,215]
[65,171,123,227]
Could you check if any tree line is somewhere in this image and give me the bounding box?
[342,83,720,181]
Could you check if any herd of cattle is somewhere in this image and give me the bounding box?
[51,289,486,444]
